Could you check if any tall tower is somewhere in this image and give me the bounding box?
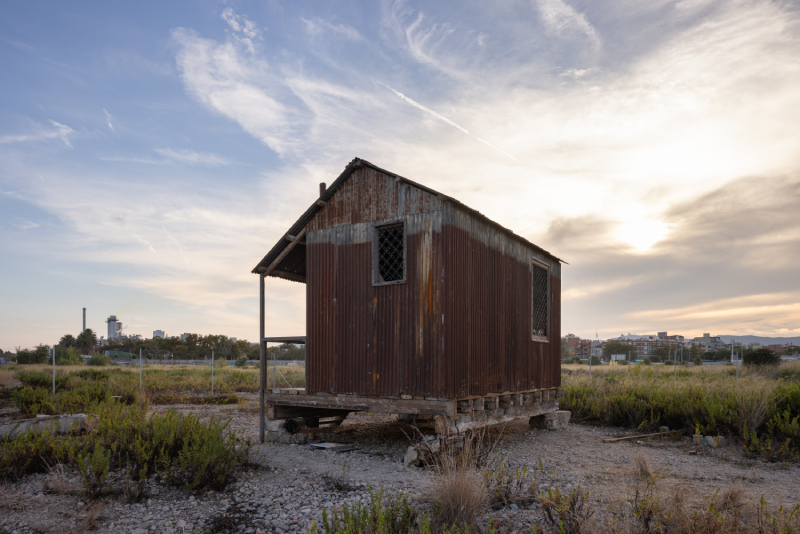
[83,308,86,332]
[106,315,120,340]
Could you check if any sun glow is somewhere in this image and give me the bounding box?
[615,219,670,252]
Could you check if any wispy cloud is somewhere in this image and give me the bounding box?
[12,220,41,231]
[535,0,599,45]
[0,120,76,147]
[153,148,229,166]
[302,18,363,41]
[221,7,261,53]
[103,109,115,132]
[98,155,168,165]
[381,83,517,160]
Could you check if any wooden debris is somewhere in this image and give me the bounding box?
[602,430,682,443]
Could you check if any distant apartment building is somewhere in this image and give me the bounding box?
[180,333,195,341]
[153,330,166,339]
[690,333,725,352]
[606,332,685,358]
[563,333,592,359]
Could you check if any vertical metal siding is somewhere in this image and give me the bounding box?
[305,167,560,398]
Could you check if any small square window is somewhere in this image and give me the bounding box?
[374,223,405,284]
[531,261,549,340]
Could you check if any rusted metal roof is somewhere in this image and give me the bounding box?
[252,158,564,277]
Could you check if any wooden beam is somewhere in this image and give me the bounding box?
[265,392,455,416]
[602,430,682,443]
[261,227,307,276]
[270,405,352,419]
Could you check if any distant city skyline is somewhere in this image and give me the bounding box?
[2,1,799,349]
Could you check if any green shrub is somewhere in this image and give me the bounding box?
[664,360,675,366]
[320,488,419,534]
[1,400,251,492]
[744,348,780,366]
[17,370,68,390]
[86,353,110,366]
[642,357,652,365]
[77,443,111,497]
[235,356,248,368]
[12,386,56,416]
[693,355,703,366]
[48,346,83,366]
[16,344,50,364]
[0,428,81,480]
[74,369,110,380]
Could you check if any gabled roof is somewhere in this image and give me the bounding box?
[252,157,563,278]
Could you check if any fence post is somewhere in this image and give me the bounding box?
[139,348,142,389]
[211,350,215,396]
[52,347,55,395]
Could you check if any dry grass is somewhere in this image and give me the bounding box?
[423,432,490,531]
[634,454,652,479]
[735,390,771,435]
[0,367,22,389]
[41,463,81,495]
[0,483,26,511]
[65,501,106,534]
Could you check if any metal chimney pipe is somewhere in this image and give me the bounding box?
[319,182,326,197]
[83,308,86,332]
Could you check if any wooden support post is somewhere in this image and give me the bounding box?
[457,400,472,414]
[513,393,523,406]
[259,273,266,443]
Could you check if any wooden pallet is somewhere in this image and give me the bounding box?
[264,387,564,434]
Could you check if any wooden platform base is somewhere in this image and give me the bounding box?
[264,387,564,435]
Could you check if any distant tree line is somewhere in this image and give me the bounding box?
[9,330,306,364]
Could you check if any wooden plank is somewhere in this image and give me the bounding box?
[602,430,682,443]
[271,405,352,419]
[265,392,455,416]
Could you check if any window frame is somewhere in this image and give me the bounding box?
[372,218,407,287]
[531,258,550,343]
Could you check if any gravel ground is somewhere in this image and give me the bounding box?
[2,395,800,533]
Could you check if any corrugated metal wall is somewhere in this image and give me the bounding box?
[305,167,560,398]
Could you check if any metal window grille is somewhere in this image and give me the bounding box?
[531,262,549,338]
[377,224,405,283]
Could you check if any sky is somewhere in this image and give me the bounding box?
[1,0,799,350]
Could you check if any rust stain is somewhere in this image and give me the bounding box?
[304,165,560,398]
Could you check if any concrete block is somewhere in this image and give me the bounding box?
[0,414,95,440]
[529,410,570,430]
[266,419,288,432]
[265,430,307,445]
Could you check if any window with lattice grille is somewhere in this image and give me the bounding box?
[531,261,549,340]
[374,223,405,284]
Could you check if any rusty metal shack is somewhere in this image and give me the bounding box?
[253,158,563,442]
